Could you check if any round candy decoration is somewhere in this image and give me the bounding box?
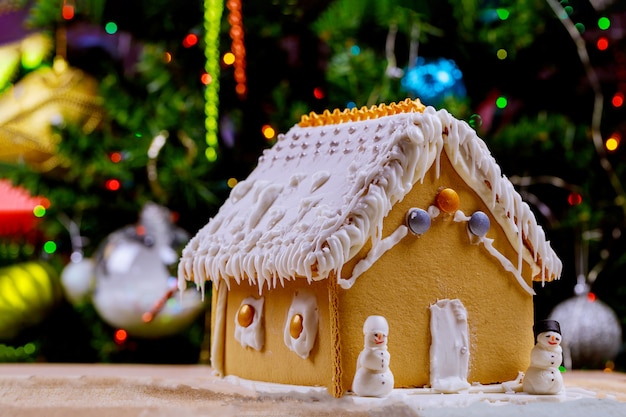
[237,304,255,328]
[436,188,460,213]
[406,208,431,235]
[468,211,490,237]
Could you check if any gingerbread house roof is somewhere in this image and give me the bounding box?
[178,99,562,295]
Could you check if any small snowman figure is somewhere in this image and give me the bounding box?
[352,315,394,397]
[523,319,564,395]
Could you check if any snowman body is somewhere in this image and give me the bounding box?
[523,330,564,395]
[352,315,394,397]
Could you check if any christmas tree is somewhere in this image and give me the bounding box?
[0,0,624,369]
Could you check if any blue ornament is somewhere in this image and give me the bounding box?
[401,57,466,105]
[468,211,490,237]
[406,208,431,235]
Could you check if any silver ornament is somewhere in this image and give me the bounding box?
[549,294,622,369]
[92,202,204,338]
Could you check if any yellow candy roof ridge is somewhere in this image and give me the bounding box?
[298,98,426,127]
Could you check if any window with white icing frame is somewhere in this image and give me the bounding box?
[234,296,264,351]
[283,290,318,359]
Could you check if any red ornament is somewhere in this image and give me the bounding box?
[0,180,47,236]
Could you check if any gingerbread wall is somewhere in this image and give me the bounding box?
[337,150,536,391]
[219,278,333,388]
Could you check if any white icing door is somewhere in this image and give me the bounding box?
[429,299,471,393]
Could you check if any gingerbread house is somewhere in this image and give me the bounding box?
[178,99,562,397]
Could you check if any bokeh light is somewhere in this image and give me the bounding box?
[223,52,235,65]
[313,87,325,99]
[469,114,483,129]
[496,49,508,60]
[163,52,172,63]
[350,45,361,55]
[109,152,122,163]
[62,5,74,20]
[262,124,275,140]
[43,241,57,254]
[496,8,509,20]
[33,205,46,218]
[496,96,508,109]
[105,179,121,191]
[597,37,609,51]
[567,192,583,206]
[105,22,118,35]
[612,92,624,108]
[205,147,217,162]
[598,17,611,30]
[605,132,621,151]
[183,33,199,48]
[201,73,212,85]
[114,329,127,344]
[227,178,238,188]
[575,23,585,33]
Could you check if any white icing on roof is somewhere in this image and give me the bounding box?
[178,106,562,294]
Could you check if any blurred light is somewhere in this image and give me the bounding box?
[183,33,199,48]
[33,205,46,217]
[612,92,624,108]
[401,57,466,105]
[223,52,235,65]
[469,114,483,129]
[313,87,325,100]
[43,241,57,254]
[105,179,121,191]
[163,52,172,63]
[227,178,238,188]
[350,45,361,55]
[597,37,609,51]
[606,132,621,151]
[598,17,611,30]
[262,124,275,140]
[40,198,51,209]
[62,5,74,20]
[114,329,127,344]
[575,23,585,33]
[587,292,597,302]
[347,101,356,109]
[23,343,36,355]
[496,8,509,20]
[201,72,212,85]
[567,192,583,206]
[496,49,508,60]
[109,152,122,163]
[142,312,153,323]
[564,6,574,16]
[235,83,246,95]
[105,22,118,35]
[205,147,217,162]
[496,96,508,109]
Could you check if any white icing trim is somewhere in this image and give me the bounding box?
[179,107,561,296]
[482,238,536,295]
[338,225,408,290]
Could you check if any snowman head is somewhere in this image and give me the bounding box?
[363,315,389,348]
[533,319,562,348]
[536,331,562,349]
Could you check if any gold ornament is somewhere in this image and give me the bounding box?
[237,304,255,328]
[0,56,104,172]
[289,313,304,339]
